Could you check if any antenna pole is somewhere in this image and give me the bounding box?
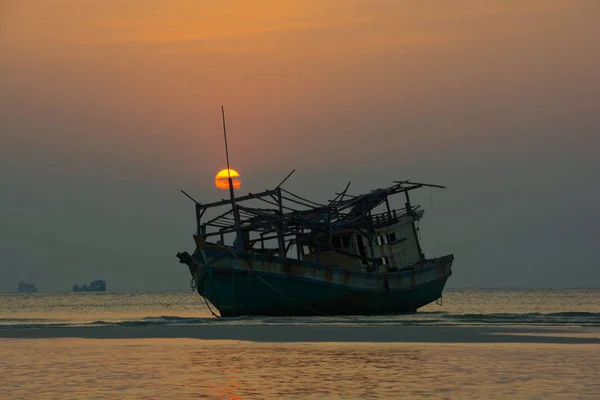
[221,105,243,250]
[222,105,232,174]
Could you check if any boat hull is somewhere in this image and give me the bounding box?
[188,248,453,317]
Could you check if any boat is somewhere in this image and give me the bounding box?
[175,107,453,317]
[177,178,453,317]
[73,280,106,292]
[17,281,38,293]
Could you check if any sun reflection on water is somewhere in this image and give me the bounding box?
[3,339,592,399]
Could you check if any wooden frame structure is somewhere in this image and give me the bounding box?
[181,177,445,271]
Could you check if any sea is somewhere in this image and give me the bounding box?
[1,288,599,399]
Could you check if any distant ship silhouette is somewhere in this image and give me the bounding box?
[18,281,38,293]
[73,280,106,292]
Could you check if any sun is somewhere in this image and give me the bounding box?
[215,169,242,190]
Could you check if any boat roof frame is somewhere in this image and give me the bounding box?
[182,178,445,240]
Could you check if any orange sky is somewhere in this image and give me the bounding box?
[3,0,597,186]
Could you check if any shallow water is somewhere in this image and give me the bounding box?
[1,339,599,399]
[2,289,599,399]
[2,288,600,328]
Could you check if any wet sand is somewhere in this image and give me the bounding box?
[2,324,600,344]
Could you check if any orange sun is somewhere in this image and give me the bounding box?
[215,169,242,190]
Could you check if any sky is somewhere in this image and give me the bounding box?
[1,0,599,292]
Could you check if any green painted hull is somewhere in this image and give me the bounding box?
[195,259,452,317]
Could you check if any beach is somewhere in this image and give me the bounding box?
[2,323,600,344]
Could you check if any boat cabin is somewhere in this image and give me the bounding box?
[183,178,443,274]
[297,207,425,272]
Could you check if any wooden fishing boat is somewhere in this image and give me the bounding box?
[176,107,453,317]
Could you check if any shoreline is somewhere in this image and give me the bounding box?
[2,324,600,344]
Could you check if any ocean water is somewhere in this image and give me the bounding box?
[2,288,599,329]
[1,289,599,399]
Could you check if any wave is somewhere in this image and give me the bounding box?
[438,312,600,326]
[2,312,600,330]
[0,323,72,330]
[0,318,57,322]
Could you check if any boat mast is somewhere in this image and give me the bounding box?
[221,105,244,250]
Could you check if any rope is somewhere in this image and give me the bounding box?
[204,295,221,318]
[189,269,220,318]
[190,250,231,319]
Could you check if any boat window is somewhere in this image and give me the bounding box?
[388,232,397,243]
[303,245,317,254]
[377,235,388,246]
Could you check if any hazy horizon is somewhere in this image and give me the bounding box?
[1,0,599,292]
